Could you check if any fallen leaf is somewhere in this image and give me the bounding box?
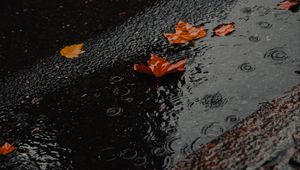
[277,0,299,10]
[60,43,84,58]
[213,23,235,36]
[0,142,15,155]
[134,54,187,78]
[164,21,207,44]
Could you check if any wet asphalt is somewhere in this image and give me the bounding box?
[0,0,158,78]
[0,0,299,169]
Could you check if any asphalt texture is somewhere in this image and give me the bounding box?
[0,0,158,77]
[0,0,299,169]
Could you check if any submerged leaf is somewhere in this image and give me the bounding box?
[134,54,187,78]
[0,142,15,155]
[213,23,235,36]
[164,21,207,44]
[60,43,84,59]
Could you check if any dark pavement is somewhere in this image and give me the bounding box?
[0,0,299,169]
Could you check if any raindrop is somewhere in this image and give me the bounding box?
[264,47,289,61]
[120,88,131,97]
[109,76,124,84]
[162,156,173,170]
[257,21,272,29]
[190,137,203,152]
[119,148,138,160]
[152,147,166,156]
[239,16,250,21]
[133,156,147,167]
[164,126,177,136]
[93,92,101,98]
[240,7,252,14]
[248,36,260,42]
[180,144,193,156]
[113,87,131,96]
[164,137,180,154]
[106,107,123,117]
[200,92,227,109]
[225,115,240,123]
[187,101,195,110]
[31,97,42,105]
[80,93,87,98]
[98,147,117,162]
[188,75,205,84]
[239,63,256,72]
[201,122,224,137]
[122,97,133,103]
[169,96,181,106]
[255,6,271,16]
[113,88,119,95]
[187,98,200,111]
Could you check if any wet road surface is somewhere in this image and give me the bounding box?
[0,0,299,169]
[0,0,158,77]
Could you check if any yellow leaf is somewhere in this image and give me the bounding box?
[60,43,84,59]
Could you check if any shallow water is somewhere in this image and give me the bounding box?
[0,0,299,169]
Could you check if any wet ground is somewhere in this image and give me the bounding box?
[0,0,158,78]
[0,0,299,169]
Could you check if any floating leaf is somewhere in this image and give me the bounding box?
[213,23,235,36]
[134,54,187,78]
[277,0,299,11]
[0,142,15,155]
[164,21,207,44]
[60,43,84,59]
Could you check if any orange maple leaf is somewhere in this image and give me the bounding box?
[0,142,15,155]
[133,54,187,78]
[60,43,84,59]
[213,23,235,37]
[164,21,207,44]
[277,0,299,10]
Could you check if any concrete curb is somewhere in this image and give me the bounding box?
[173,85,300,169]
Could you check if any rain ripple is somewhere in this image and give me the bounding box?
[106,107,123,117]
[163,137,181,154]
[190,137,203,152]
[239,63,256,72]
[109,76,124,84]
[119,148,138,160]
[133,156,148,167]
[257,21,272,29]
[162,156,173,170]
[248,36,260,42]
[200,92,227,109]
[152,147,167,156]
[264,47,289,61]
[98,147,118,162]
[225,115,241,124]
[201,122,224,137]
[253,6,271,16]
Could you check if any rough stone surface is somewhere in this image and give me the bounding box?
[173,85,300,170]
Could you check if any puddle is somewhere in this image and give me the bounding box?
[0,0,299,169]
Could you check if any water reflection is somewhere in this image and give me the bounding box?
[0,0,299,169]
[5,63,186,169]
[162,0,300,166]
